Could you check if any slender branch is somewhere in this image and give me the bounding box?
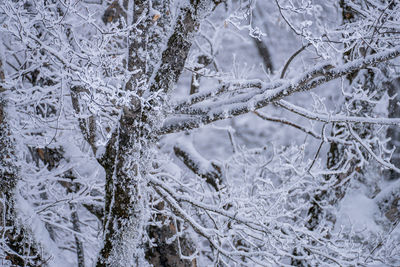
[280,44,311,79]
[307,124,327,172]
[274,0,302,36]
[253,110,321,139]
[277,100,400,126]
[347,123,400,173]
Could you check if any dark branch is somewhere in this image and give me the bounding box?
[149,1,218,93]
[174,141,222,191]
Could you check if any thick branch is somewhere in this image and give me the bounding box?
[160,46,400,134]
[149,1,217,93]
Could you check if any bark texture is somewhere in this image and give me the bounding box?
[96,97,146,266]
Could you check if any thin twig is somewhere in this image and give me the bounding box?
[281,44,311,79]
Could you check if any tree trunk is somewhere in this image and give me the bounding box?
[96,101,146,266]
[95,1,218,265]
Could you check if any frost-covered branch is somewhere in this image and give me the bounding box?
[161,46,400,134]
[277,100,400,126]
[174,137,222,191]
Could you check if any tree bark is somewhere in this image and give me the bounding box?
[96,99,146,266]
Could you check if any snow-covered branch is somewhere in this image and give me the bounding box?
[161,46,400,134]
